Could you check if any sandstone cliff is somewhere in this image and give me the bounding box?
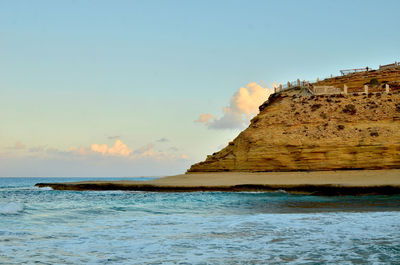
[188,87,400,172]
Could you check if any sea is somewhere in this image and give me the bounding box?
[1,177,400,265]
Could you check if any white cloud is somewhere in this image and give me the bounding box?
[91,140,132,157]
[195,113,214,126]
[196,82,274,130]
[10,141,26,150]
[3,139,188,164]
[133,144,170,160]
[132,143,189,161]
[208,107,244,129]
[180,154,190,160]
[108,140,132,156]
[133,143,155,157]
[89,144,108,155]
[1,139,192,177]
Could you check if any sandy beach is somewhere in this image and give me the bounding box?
[36,169,400,195]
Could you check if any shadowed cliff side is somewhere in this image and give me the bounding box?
[188,87,400,172]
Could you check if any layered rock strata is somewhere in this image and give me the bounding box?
[188,89,400,172]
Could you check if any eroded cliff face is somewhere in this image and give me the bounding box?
[188,89,400,172]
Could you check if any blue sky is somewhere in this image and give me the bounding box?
[1,0,399,177]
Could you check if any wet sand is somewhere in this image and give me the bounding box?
[35,169,400,195]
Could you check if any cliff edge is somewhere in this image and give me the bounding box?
[188,83,400,172]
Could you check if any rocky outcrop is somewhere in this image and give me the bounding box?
[188,88,400,172]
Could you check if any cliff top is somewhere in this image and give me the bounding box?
[314,66,400,92]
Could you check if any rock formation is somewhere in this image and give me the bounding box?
[188,84,400,172]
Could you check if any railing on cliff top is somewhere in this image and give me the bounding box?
[379,62,399,70]
[276,67,373,93]
[340,67,370,76]
[278,73,341,92]
[276,79,312,93]
[275,79,392,96]
[274,62,400,95]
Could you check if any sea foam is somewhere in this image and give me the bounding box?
[0,202,24,215]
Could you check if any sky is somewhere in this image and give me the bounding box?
[1,0,399,177]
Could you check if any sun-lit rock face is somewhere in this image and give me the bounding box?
[188,88,400,172]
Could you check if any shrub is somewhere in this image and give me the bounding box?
[310,104,322,111]
[369,78,380,86]
[337,125,345,130]
[369,103,378,109]
[343,104,356,115]
[370,131,379,137]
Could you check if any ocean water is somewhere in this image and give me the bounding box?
[1,178,400,264]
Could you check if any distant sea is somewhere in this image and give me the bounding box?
[1,177,400,264]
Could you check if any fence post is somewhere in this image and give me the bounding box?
[344,84,348,95]
[316,77,319,82]
[279,84,283,91]
[297,79,300,86]
[287,81,291,88]
[385,84,390,93]
[364,85,369,95]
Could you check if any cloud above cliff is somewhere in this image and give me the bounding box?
[196,82,274,130]
[195,114,214,126]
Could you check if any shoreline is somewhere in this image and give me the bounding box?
[35,169,400,196]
